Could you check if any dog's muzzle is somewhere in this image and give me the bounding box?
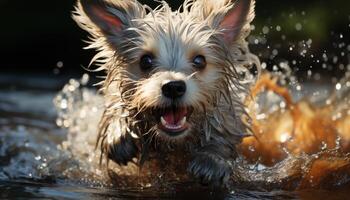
[156,80,192,136]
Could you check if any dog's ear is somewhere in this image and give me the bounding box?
[192,0,255,42]
[74,0,144,38]
[219,0,254,42]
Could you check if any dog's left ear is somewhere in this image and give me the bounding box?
[219,0,254,42]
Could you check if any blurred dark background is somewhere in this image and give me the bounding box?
[0,0,349,81]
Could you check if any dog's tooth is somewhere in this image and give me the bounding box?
[179,117,186,126]
[160,116,167,126]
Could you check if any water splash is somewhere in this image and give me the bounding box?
[53,75,112,186]
[237,70,350,189]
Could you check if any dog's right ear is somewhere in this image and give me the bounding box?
[74,0,144,39]
[191,0,255,43]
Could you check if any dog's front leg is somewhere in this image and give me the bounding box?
[188,134,239,185]
[106,133,139,166]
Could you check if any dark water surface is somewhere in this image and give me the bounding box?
[0,180,292,199]
[2,179,350,199]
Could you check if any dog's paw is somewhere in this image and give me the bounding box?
[188,153,232,186]
[107,133,139,166]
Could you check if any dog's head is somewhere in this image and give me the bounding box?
[74,0,256,141]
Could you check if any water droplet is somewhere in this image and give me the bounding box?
[295,23,302,31]
[60,99,68,109]
[276,25,281,31]
[280,101,286,108]
[248,145,256,152]
[335,83,342,90]
[56,61,64,68]
[307,70,312,77]
[145,183,152,187]
[262,26,270,34]
[346,81,350,87]
[335,136,342,150]
[273,65,278,71]
[296,85,302,91]
[56,119,63,127]
[333,56,338,64]
[272,49,278,56]
[81,74,90,85]
[306,39,312,45]
[280,132,291,143]
[300,49,307,56]
[322,53,328,61]
[256,113,266,120]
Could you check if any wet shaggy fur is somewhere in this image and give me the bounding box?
[73,0,259,185]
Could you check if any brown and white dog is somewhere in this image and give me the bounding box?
[73,0,258,185]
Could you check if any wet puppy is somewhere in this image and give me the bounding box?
[73,0,258,185]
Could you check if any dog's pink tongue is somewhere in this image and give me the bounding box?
[163,107,187,124]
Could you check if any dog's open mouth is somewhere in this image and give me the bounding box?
[156,106,193,136]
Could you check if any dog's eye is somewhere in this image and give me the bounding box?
[140,54,154,71]
[192,55,206,70]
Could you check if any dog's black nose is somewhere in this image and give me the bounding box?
[162,80,187,99]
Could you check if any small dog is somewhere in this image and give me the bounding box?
[74,0,258,185]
